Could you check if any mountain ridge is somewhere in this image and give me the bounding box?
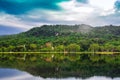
[23,24,120,37]
[24,24,93,37]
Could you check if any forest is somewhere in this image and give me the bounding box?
[0,24,120,52]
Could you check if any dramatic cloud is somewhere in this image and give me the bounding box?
[115,0,120,11]
[0,0,120,34]
[0,0,69,15]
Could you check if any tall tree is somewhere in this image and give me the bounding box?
[66,43,80,52]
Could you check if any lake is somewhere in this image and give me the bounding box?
[0,53,120,80]
[0,68,120,80]
[0,68,37,80]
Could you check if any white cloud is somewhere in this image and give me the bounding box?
[55,0,94,21]
[46,0,118,26]
[25,0,95,23]
[88,0,116,16]
[89,0,116,10]
[31,0,116,26]
[0,12,37,30]
[23,0,119,27]
[0,0,119,31]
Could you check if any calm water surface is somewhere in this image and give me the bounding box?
[0,53,120,80]
[0,68,120,80]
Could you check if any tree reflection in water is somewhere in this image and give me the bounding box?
[0,53,120,79]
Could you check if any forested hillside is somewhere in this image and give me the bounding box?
[25,24,92,37]
[0,24,120,52]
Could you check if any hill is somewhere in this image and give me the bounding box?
[25,24,92,37]
[23,24,120,38]
[0,24,120,52]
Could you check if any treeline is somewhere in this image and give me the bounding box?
[1,37,120,52]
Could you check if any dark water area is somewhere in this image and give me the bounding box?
[0,53,120,80]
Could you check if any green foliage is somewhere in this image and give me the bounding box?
[55,45,64,52]
[0,53,120,78]
[66,43,80,52]
[0,25,120,52]
[89,44,100,52]
[30,44,37,50]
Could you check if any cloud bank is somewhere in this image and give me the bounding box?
[0,0,120,34]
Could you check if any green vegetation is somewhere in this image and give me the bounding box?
[0,25,120,78]
[0,24,120,52]
[0,53,120,78]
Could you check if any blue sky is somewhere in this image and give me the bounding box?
[0,0,120,35]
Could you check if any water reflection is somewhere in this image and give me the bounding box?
[0,53,120,79]
[0,68,33,80]
[0,68,120,80]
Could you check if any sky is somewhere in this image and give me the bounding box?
[0,0,120,35]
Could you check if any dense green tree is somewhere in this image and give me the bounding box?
[29,44,37,51]
[66,43,80,52]
[89,44,100,52]
[8,45,15,52]
[116,45,120,52]
[55,45,65,52]
[104,44,115,52]
[15,45,25,52]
